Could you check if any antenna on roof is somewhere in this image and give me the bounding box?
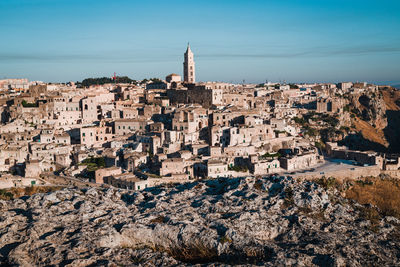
[113,72,117,84]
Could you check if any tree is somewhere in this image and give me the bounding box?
[150,78,163,84]
[78,76,135,87]
[21,100,38,108]
[140,79,149,85]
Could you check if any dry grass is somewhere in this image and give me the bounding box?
[357,205,381,232]
[162,242,218,264]
[281,187,294,209]
[194,183,203,190]
[314,177,339,190]
[297,205,327,222]
[382,89,400,111]
[253,180,263,191]
[309,211,327,222]
[297,206,313,214]
[150,215,167,224]
[345,178,400,218]
[123,241,219,264]
[0,186,64,200]
[219,235,232,244]
[352,117,388,147]
[153,241,271,264]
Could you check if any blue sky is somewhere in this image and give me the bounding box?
[0,0,399,84]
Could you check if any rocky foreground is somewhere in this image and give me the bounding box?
[1,177,400,266]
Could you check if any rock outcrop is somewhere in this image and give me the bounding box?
[1,177,400,266]
[350,91,387,129]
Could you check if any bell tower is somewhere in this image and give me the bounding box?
[183,43,195,83]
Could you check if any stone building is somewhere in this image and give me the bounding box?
[166,73,181,83]
[172,106,208,134]
[316,97,343,113]
[207,159,229,178]
[103,173,149,190]
[114,119,148,136]
[250,157,281,175]
[160,158,185,176]
[80,123,113,147]
[338,82,353,91]
[94,166,122,184]
[279,147,321,171]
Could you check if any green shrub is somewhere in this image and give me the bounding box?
[228,165,248,172]
[21,100,38,108]
[315,177,338,190]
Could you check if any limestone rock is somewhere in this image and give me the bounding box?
[0,177,399,266]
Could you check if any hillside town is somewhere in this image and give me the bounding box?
[0,44,399,190]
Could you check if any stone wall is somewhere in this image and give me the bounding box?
[296,165,381,181]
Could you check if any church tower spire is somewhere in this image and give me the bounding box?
[183,43,195,83]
